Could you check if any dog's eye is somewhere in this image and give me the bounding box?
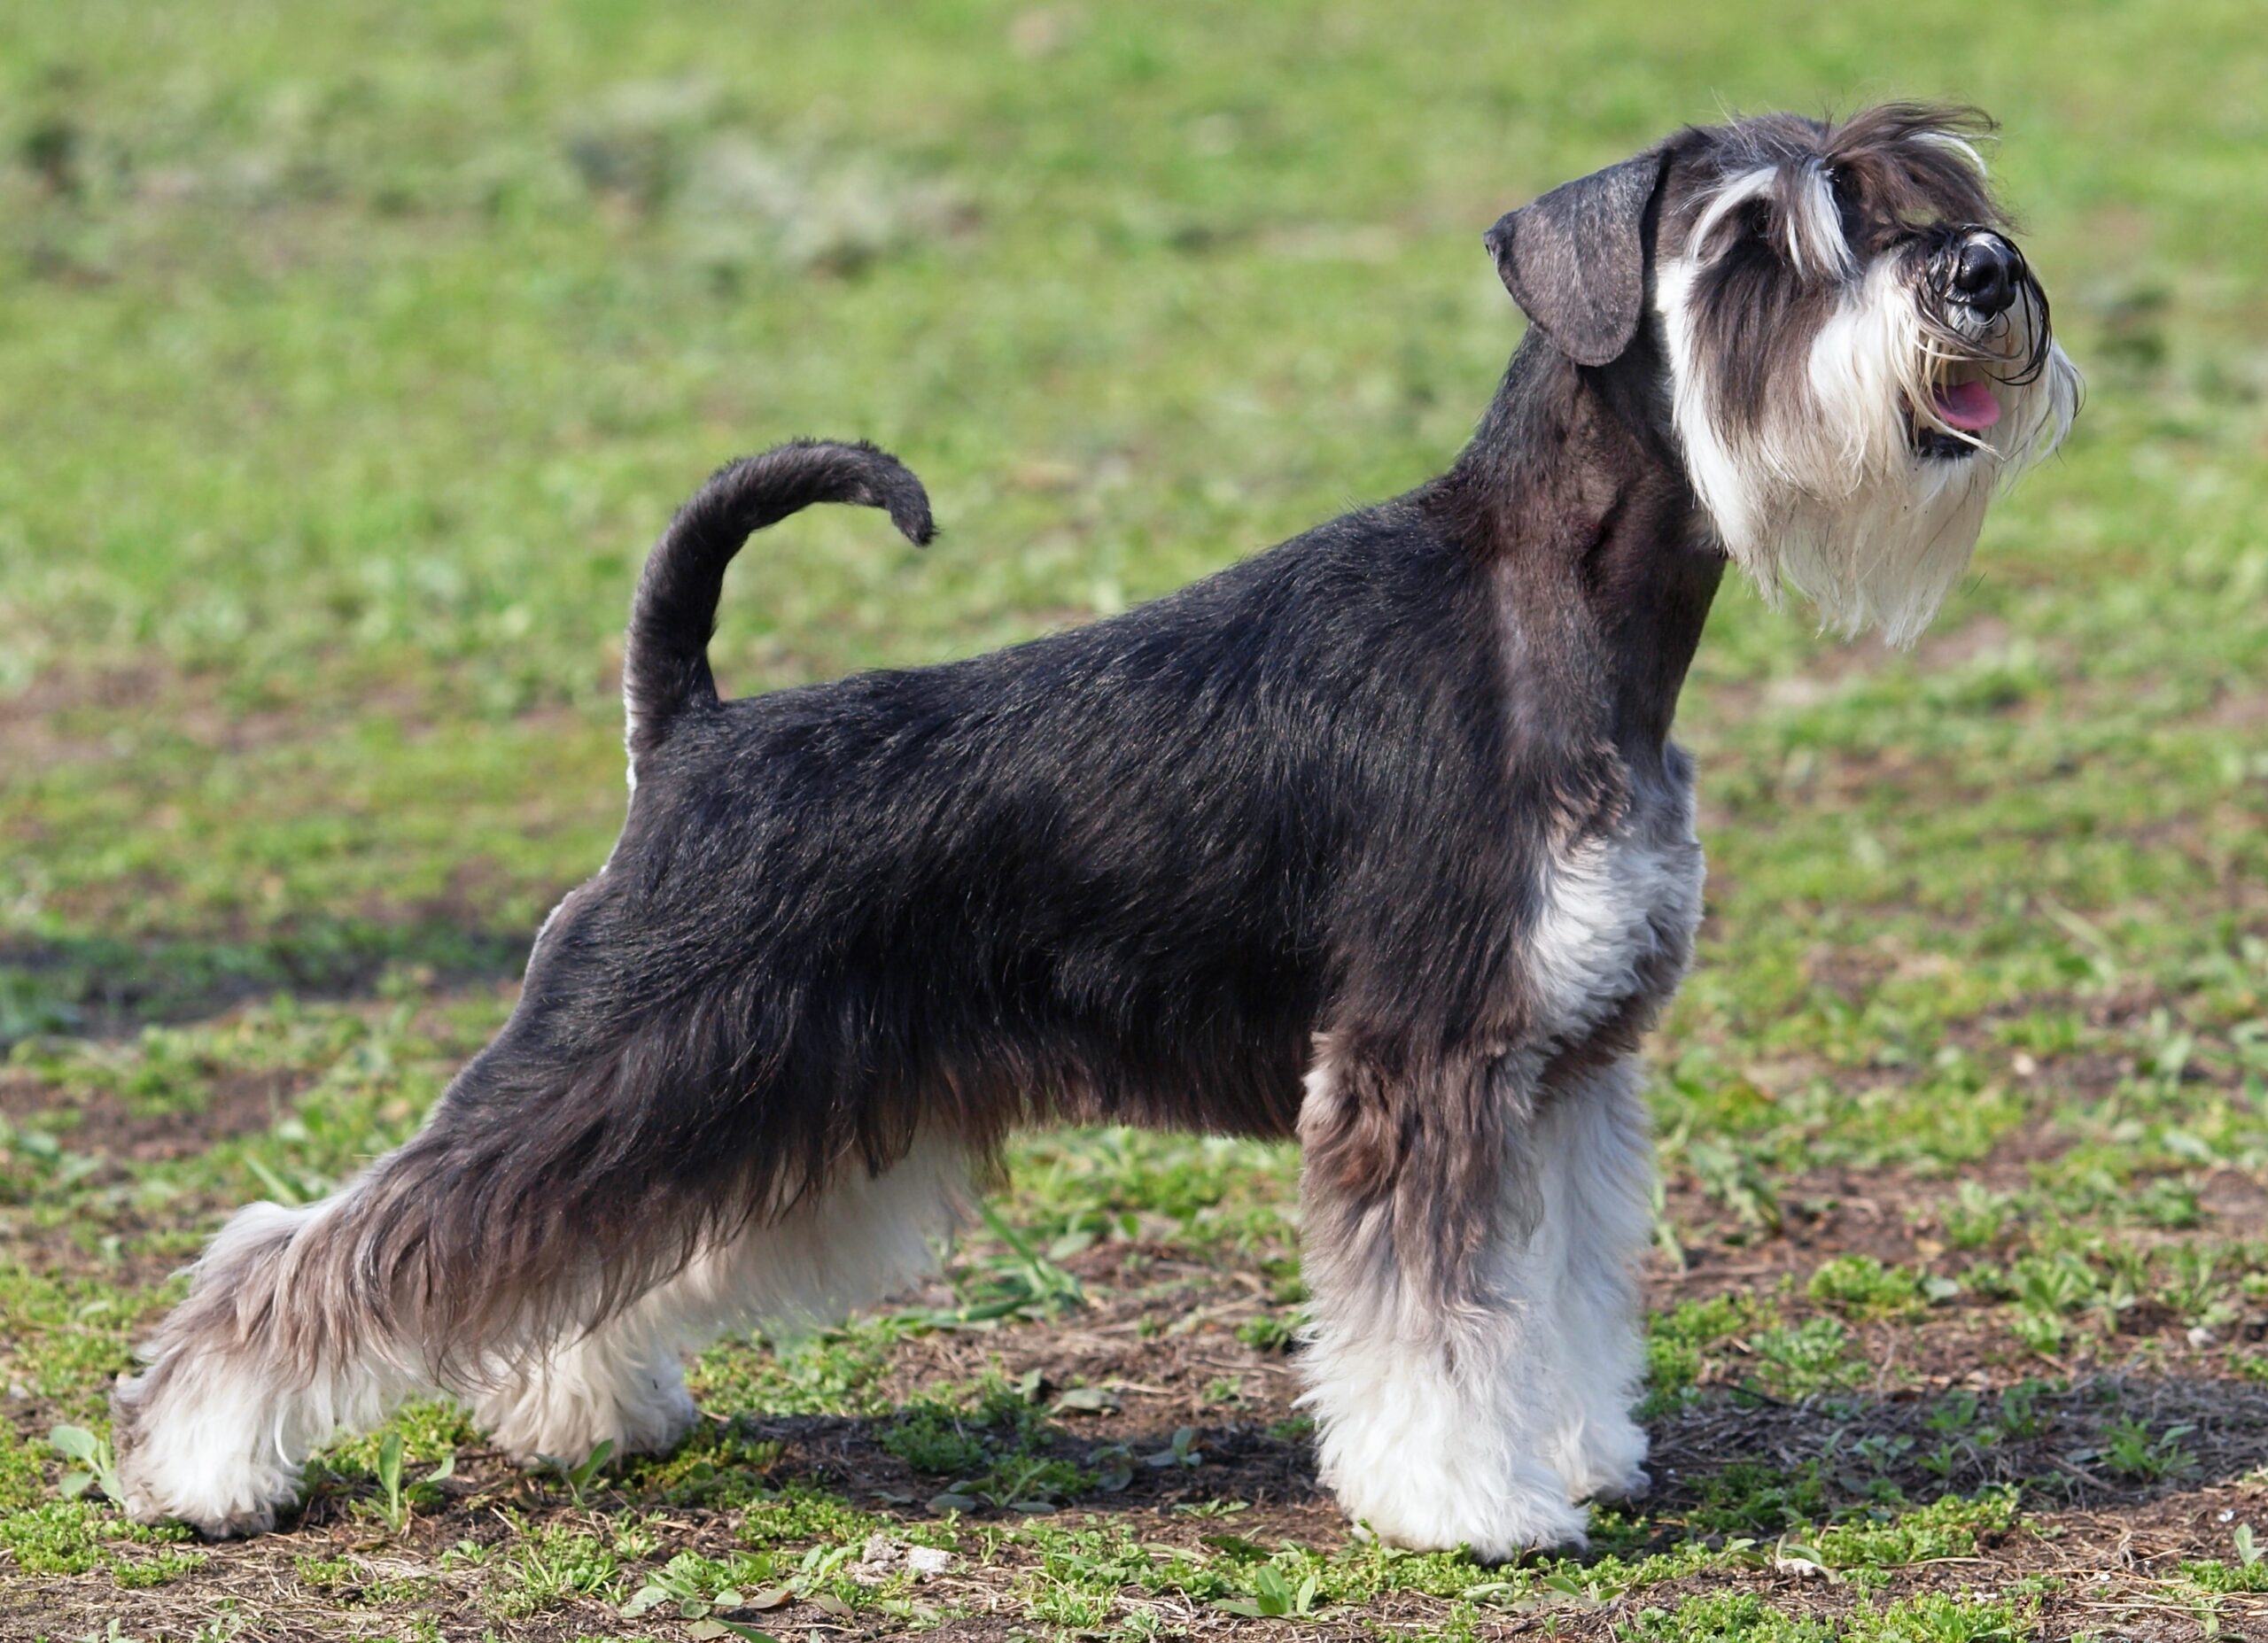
[1823,166,1868,240]
[1824,166,1862,221]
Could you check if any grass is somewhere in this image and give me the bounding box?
[2,0,2265,1638]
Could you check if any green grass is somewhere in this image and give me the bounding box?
[4,1,2267,1638]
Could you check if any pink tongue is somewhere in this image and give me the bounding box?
[1933,379,2001,431]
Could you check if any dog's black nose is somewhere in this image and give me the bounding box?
[1951,236,2021,318]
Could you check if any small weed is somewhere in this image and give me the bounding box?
[2095,1417,2198,1482]
[1684,1462,1829,1537]
[961,1452,1093,1513]
[1941,1182,2015,1251]
[1814,1489,2019,1568]
[296,1554,356,1593]
[1995,1382,2052,1441]
[1087,1443,1135,1492]
[919,1201,1088,1325]
[2014,1252,2098,1317]
[1747,1317,1867,1399]
[2163,1245,2239,1331]
[491,1521,623,1618]
[2011,1308,2068,1354]
[1237,1311,1300,1352]
[367,1430,455,1532]
[1217,1561,1324,1619]
[1144,1427,1204,1469]
[1926,1391,1979,1435]
[539,1438,615,1508]
[48,1423,123,1506]
[1807,1255,1926,1320]
[1180,1498,1252,1519]
[1643,1294,1763,1412]
[1665,1132,1783,1234]
[2132,1175,2203,1229]
[621,1548,786,1623]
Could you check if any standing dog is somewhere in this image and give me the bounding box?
[116,105,2077,1555]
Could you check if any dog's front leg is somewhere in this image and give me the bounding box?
[1294,1042,1591,1559]
[1533,1052,1654,1503]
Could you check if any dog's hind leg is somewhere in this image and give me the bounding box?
[111,836,989,1538]
[470,1129,975,1467]
[1533,1055,1654,1503]
[1294,1042,1589,1560]
[111,1083,975,1537]
[107,1191,428,1536]
[106,1131,515,1538]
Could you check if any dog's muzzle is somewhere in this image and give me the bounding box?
[1910,229,2037,461]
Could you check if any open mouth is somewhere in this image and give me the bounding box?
[1909,368,2001,461]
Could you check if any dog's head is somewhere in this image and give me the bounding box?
[1488,105,2081,645]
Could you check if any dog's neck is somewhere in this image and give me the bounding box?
[1443,335,1725,771]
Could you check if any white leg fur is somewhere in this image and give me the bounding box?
[113,1197,419,1535]
[472,1305,700,1467]
[1297,1056,1590,1560]
[473,1130,974,1464]
[117,1134,974,1533]
[1534,1056,1656,1502]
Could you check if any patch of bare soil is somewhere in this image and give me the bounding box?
[0,1068,295,1166]
[0,1066,305,1283]
[0,663,179,771]
[0,661,457,776]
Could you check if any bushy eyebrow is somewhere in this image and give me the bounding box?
[1684,159,1854,281]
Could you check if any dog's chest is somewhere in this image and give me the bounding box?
[1522,800,1705,1047]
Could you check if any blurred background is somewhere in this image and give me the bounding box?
[1,2,2260,1019]
[2,3,2265,1634]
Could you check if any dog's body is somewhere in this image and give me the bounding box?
[116,105,2078,1555]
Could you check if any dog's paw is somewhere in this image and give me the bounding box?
[1331,1453,1590,1562]
[478,1363,697,1469]
[1352,1485,1592,1563]
[110,1368,307,1538]
[1549,1413,1651,1504]
[1583,1463,1652,1503]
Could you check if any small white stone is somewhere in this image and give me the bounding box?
[905,1546,952,1577]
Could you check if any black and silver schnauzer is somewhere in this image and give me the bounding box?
[118,105,2078,1554]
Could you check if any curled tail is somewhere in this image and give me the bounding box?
[624,438,935,762]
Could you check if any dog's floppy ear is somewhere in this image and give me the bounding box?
[1485,150,1666,368]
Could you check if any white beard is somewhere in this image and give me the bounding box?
[1657,250,2081,647]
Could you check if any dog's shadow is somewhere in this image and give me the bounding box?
[629,1370,2268,1557]
[1618,1371,2268,1556]
[683,1408,1327,1524]
[0,918,533,1045]
[276,1370,2267,1569]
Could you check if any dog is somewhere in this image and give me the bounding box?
[113,103,2077,1555]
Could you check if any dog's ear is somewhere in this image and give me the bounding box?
[1485,150,1666,368]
